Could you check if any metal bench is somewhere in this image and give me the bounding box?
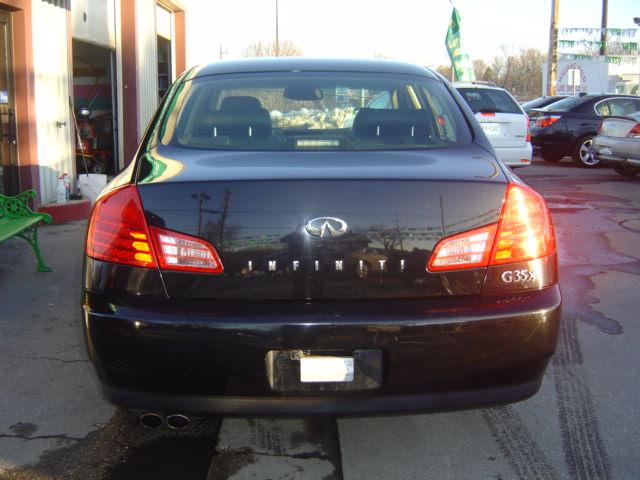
[0,190,52,272]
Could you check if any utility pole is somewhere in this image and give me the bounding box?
[218,190,231,247]
[275,0,280,57]
[546,0,560,95]
[192,191,211,236]
[599,0,608,56]
[634,18,640,95]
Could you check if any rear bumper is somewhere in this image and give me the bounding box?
[592,136,640,166]
[530,129,571,153]
[83,285,561,416]
[493,143,532,166]
[102,377,543,417]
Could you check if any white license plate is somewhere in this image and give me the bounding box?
[599,147,612,155]
[300,356,355,383]
[481,123,501,136]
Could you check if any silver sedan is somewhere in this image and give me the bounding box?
[592,113,640,177]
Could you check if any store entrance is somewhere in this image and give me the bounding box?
[0,11,18,196]
[72,40,118,176]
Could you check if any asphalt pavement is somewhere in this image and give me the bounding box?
[1,157,639,480]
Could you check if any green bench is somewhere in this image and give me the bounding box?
[0,189,52,272]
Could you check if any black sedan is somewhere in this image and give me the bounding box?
[530,94,640,167]
[82,58,560,421]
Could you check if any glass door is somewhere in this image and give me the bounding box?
[0,11,18,196]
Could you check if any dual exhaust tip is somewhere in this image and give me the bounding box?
[139,412,191,430]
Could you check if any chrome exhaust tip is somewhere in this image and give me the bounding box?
[139,412,164,429]
[165,413,191,430]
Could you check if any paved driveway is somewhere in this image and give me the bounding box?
[1,158,639,479]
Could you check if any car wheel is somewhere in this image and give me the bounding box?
[613,164,640,177]
[540,149,564,162]
[572,136,599,168]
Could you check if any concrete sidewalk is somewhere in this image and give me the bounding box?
[0,221,114,475]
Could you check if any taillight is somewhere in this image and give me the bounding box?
[86,185,224,273]
[428,184,555,272]
[428,224,497,271]
[480,112,496,117]
[526,118,531,142]
[535,115,561,128]
[150,227,223,273]
[490,184,555,265]
[627,123,640,138]
[86,185,157,268]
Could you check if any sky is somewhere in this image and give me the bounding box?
[185,0,639,68]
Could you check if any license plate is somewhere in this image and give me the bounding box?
[481,123,501,136]
[300,356,355,383]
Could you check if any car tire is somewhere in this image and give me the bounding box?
[572,136,599,168]
[540,149,564,162]
[613,164,640,177]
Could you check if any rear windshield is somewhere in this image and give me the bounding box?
[521,96,564,111]
[158,72,471,151]
[541,95,590,112]
[456,88,522,114]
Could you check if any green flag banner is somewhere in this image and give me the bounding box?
[445,7,476,82]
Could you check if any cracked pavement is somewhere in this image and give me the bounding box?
[0,157,639,479]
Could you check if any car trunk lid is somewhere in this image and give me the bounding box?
[137,146,507,300]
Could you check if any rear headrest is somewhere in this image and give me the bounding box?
[353,108,430,138]
[220,96,263,111]
[208,109,272,138]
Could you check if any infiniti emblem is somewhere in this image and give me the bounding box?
[305,217,348,238]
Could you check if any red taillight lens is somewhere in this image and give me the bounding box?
[535,115,561,128]
[86,185,224,273]
[526,118,531,142]
[490,184,555,265]
[150,227,223,273]
[86,185,157,268]
[627,123,640,138]
[427,184,556,272]
[428,224,497,271]
[480,112,496,117]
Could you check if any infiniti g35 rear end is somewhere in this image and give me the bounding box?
[82,59,561,416]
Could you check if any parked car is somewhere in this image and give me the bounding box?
[455,82,532,167]
[520,95,567,115]
[592,112,640,177]
[82,59,560,420]
[529,94,640,167]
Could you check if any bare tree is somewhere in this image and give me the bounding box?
[434,65,452,80]
[437,46,545,99]
[374,52,394,60]
[243,40,302,57]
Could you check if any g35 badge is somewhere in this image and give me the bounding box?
[501,269,537,283]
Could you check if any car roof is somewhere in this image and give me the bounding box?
[190,58,439,80]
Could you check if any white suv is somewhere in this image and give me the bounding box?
[455,82,532,167]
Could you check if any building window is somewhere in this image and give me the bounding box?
[156,4,173,101]
[157,37,172,101]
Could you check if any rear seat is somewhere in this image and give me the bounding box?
[190,95,273,144]
[352,108,431,143]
